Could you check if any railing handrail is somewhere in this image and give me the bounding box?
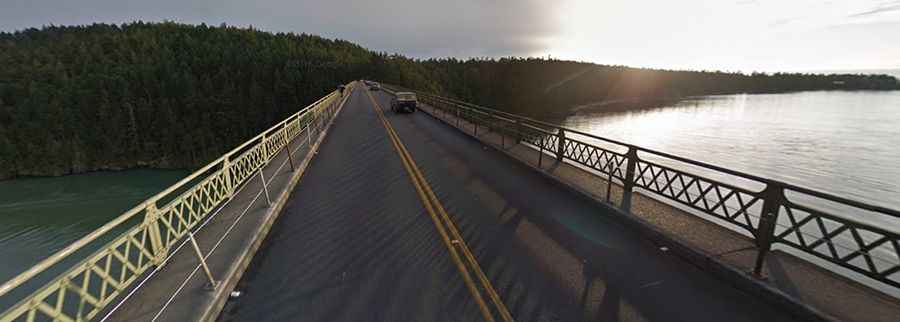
[222,92,336,159]
[391,85,900,220]
[0,89,340,299]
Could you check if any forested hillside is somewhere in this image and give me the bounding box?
[0,22,424,179]
[1,22,897,179]
[407,58,900,117]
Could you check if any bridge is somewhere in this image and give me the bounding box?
[1,81,899,322]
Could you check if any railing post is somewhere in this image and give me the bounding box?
[144,203,167,266]
[500,119,506,148]
[487,113,494,133]
[314,109,321,132]
[307,122,312,146]
[283,125,295,171]
[331,95,338,115]
[753,183,784,277]
[262,133,269,161]
[538,135,545,167]
[556,129,566,161]
[620,147,638,213]
[604,158,615,202]
[223,158,234,199]
[515,120,522,144]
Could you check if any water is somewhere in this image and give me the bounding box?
[563,90,900,212]
[562,90,900,294]
[0,170,188,283]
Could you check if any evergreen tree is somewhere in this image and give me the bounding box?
[0,22,897,179]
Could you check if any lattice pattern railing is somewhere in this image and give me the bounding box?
[229,144,266,192]
[0,86,347,322]
[562,139,628,182]
[520,126,557,153]
[633,160,763,235]
[0,218,161,322]
[388,83,900,292]
[775,199,900,287]
[156,167,231,251]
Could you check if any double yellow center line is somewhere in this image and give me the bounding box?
[365,90,514,322]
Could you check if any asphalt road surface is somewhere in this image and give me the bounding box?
[217,85,799,322]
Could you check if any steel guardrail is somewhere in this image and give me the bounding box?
[384,84,900,293]
[0,86,349,322]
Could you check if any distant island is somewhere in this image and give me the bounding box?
[1,22,897,179]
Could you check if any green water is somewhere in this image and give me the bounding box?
[0,169,188,284]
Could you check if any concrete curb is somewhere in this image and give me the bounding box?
[199,84,355,322]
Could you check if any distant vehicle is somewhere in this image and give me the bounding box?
[391,92,417,113]
[369,82,381,91]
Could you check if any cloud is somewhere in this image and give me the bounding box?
[769,17,798,27]
[0,0,558,59]
[848,2,900,18]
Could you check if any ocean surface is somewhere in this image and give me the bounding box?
[561,89,900,294]
[0,170,188,283]
[563,90,900,212]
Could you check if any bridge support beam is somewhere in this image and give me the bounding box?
[286,142,296,171]
[259,169,271,207]
[604,158,615,203]
[188,232,218,290]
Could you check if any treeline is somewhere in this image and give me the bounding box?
[392,58,900,117]
[0,22,389,179]
[1,22,897,179]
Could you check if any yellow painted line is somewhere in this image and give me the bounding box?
[365,89,514,322]
[367,92,495,322]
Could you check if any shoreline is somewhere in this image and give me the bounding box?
[0,164,191,182]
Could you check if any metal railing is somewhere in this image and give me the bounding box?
[385,84,900,293]
[0,86,349,322]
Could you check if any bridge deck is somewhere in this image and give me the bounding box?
[216,86,799,322]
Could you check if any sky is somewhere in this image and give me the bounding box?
[1,0,898,73]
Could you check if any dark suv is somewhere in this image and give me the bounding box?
[391,92,418,113]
